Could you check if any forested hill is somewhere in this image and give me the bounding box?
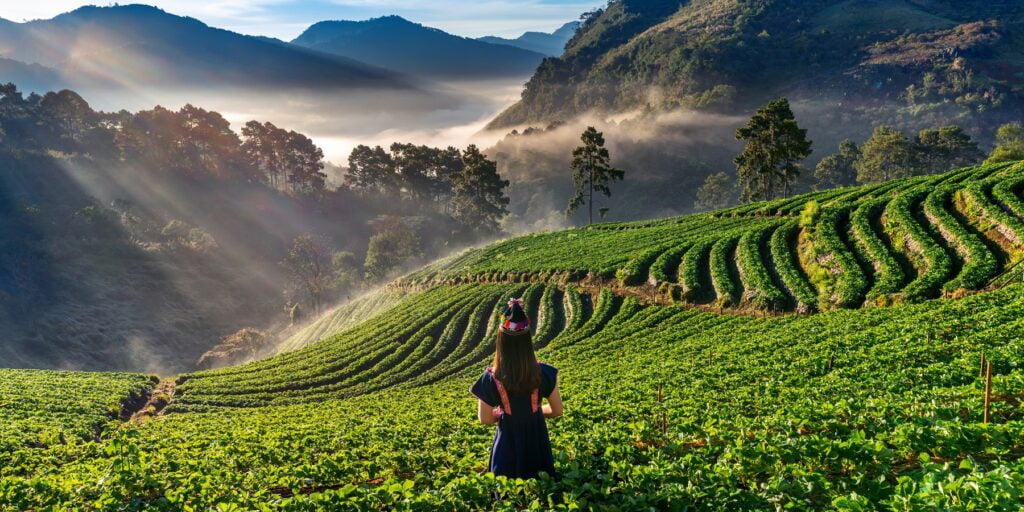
[291,16,546,80]
[489,0,1024,133]
[0,4,409,91]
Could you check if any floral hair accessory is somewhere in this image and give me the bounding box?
[500,297,531,336]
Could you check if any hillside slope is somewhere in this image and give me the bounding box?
[489,0,1024,132]
[4,163,1024,509]
[291,16,545,80]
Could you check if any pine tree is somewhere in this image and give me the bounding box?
[734,98,812,202]
[566,126,624,225]
[451,145,510,233]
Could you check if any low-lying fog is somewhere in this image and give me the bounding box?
[77,77,529,164]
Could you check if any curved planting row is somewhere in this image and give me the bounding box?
[961,178,1024,255]
[812,207,868,307]
[736,225,790,310]
[710,235,742,306]
[923,185,999,293]
[849,197,906,301]
[768,221,817,312]
[882,188,954,302]
[172,282,586,409]
[992,172,1024,221]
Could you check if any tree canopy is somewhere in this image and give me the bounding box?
[985,123,1024,165]
[566,126,624,224]
[734,98,812,202]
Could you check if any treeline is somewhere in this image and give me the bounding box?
[694,97,1021,211]
[0,83,511,319]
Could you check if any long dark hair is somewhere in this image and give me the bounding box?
[493,330,540,395]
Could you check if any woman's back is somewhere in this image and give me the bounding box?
[472,362,558,479]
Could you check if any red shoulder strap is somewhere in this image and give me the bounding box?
[488,366,541,416]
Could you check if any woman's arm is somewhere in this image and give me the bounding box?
[543,386,563,419]
[477,399,498,425]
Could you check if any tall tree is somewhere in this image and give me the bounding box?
[985,123,1024,164]
[855,125,920,184]
[566,126,624,225]
[814,139,860,189]
[346,145,398,195]
[282,235,333,314]
[451,145,510,233]
[734,98,812,202]
[915,125,982,172]
[694,172,735,212]
[331,251,363,298]
[363,217,421,282]
[241,121,325,193]
[241,121,284,188]
[282,129,326,194]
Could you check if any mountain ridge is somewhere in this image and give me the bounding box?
[291,15,546,80]
[477,20,580,56]
[0,4,412,92]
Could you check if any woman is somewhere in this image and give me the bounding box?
[470,298,563,479]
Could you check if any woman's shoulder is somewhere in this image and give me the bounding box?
[538,362,558,378]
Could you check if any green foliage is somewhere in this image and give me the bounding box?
[924,185,998,292]
[815,139,861,189]
[364,218,422,282]
[8,283,1024,509]
[799,200,821,229]
[856,125,921,184]
[734,98,813,202]
[850,197,905,300]
[451,145,510,233]
[566,127,624,225]
[736,226,789,310]
[768,222,817,311]
[985,123,1024,165]
[694,171,735,211]
[883,188,953,301]
[0,370,154,452]
[709,235,741,306]
[9,163,1024,510]
[812,208,868,308]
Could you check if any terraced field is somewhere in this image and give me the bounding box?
[403,162,1024,313]
[4,163,1024,510]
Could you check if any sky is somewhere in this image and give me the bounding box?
[0,0,599,40]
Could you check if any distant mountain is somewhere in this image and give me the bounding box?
[291,16,545,80]
[0,57,65,93]
[489,0,1024,134]
[478,21,580,56]
[0,4,410,91]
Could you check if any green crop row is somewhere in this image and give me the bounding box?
[0,370,155,452]
[924,185,998,292]
[850,197,906,300]
[710,235,741,306]
[768,221,818,311]
[736,226,789,310]
[813,208,867,307]
[883,188,954,302]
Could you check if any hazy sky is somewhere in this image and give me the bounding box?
[0,0,598,39]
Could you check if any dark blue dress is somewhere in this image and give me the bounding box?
[470,363,558,479]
